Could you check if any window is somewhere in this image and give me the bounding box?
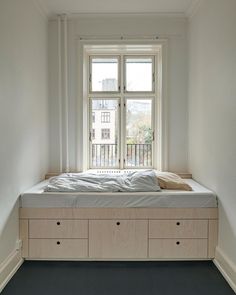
[90,57,119,92]
[92,129,95,140]
[126,99,153,167]
[92,112,95,123]
[88,53,157,169]
[124,57,154,92]
[101,112,110,123]
[101,128,110,140]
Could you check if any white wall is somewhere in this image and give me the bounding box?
[49,15,189,173]
[188,0,236,265]
[0,0,49,264]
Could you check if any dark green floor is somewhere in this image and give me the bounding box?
[2,261,235,295]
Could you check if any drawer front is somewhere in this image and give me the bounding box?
[149,239,208,259]
[89,220,148,258]
[29,220,88,238]
[149,220,208,238]
[29,239,88,259]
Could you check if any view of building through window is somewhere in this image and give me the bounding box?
[126,99,152,167]
[91,99,118,167]
[89,55,155,168]
[101,111,111,123]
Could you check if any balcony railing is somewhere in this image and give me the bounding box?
[91,144,152,168]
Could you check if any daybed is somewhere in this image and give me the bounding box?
[19,172,218,261]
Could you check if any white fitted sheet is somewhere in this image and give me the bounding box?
[20,179,217,208]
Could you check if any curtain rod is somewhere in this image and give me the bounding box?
[77,34,183,41]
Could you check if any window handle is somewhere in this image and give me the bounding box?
[152,131,155,141]
[89,131,92,142]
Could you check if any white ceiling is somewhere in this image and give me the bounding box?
[37,0,198,16]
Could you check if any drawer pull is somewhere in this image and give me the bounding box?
[57,222,61,225]
[176,241,180,245]
[176,222,180,226]
[57,241,61,245]
[116,222,120,226]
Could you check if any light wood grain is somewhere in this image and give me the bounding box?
[20,207,218,260]
[29,219,88,239]
[45,173,60,179]
[175,173,192,179]
[19,219,28,258]
[29,239,88,259]
[20,208,218,220]
[149,220,208,239]
[149,239,208,259]
[89,220,148,258]
[208,219,218,258]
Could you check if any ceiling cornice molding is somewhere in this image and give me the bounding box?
[49,11,188,21]
[32,0,50,19]
[185,0,202,18]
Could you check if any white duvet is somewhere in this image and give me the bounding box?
[44,170,161,192]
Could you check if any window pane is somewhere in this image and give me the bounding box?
[91,99,119,167]
[125,57,153,92]
[101,112,111,123]
[91,57,119,92]
[126,99,152,167]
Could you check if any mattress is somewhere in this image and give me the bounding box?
[20,179,217,208]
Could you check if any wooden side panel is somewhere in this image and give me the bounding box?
[208,219,218,258]
[29,239,88,259]
[19,219,28,258]
[149,220,208,238]
[20,208,218,220]
[89,220,148,258]
[29,220,88,238]
[149,239,208,259]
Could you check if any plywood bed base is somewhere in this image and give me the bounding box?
[20,207,218,261]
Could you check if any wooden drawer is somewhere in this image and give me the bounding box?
[29,239,88,259]
[29,220,88,238]
[89,220,148,258]
[149,220,208,238]
[149,239,208,259]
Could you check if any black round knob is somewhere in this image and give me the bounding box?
[116,222,120,226]
[57,222,60,225]
[57,241,60,245]
[176,241,180,245]
[176,222,180,226]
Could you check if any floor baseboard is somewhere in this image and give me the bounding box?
[214,246,236,293]
[0,249,23,293]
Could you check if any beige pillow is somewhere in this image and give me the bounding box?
[156,171,192,191]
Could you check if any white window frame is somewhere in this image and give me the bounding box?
[89,97,120,169]
[124,55,155,93]
[88,54,155,169]
[124,97,154,169]
[79,41,168,171]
